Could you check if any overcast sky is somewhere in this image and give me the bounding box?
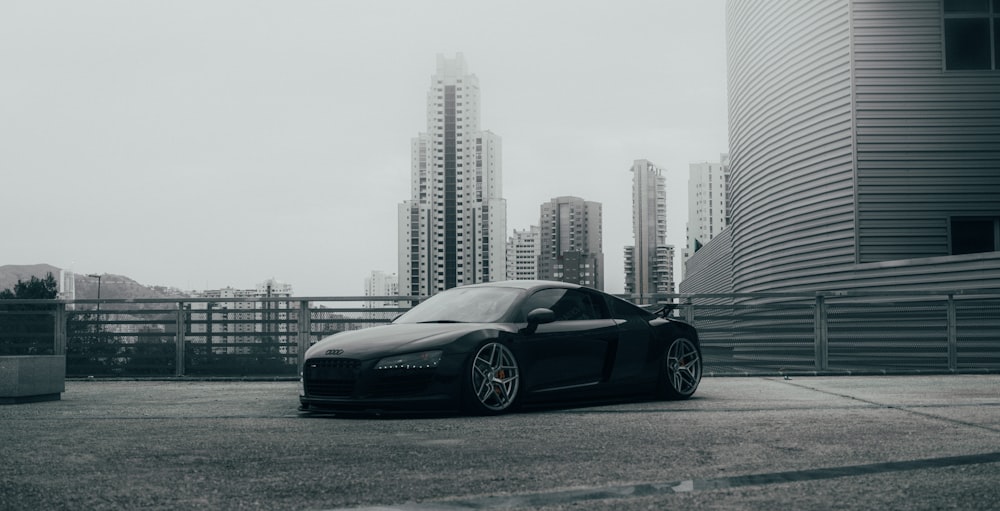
[1,1,729,296]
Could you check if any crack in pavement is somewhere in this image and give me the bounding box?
[322,451,1000,510]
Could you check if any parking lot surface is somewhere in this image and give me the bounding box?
[2,375,999,510]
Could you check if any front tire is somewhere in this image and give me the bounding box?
[657,337,702,400]
[463,341,520,415]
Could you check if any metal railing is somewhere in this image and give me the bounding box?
[0,296,414,378]
[664,290,1000,375]
[1,290,998,377]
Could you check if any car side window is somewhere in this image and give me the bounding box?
[522,289,604,321]
[608,296,654,322]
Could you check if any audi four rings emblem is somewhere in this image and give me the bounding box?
[325,349,344,355]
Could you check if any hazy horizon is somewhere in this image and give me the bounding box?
[1,1,729,296]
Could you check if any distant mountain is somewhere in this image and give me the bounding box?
[0,263,62,294]
[0,264,191,302]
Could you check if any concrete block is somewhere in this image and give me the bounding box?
[0,355,65,404]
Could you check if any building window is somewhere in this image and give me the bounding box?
[951,217,999,255]
[943,0,999,70]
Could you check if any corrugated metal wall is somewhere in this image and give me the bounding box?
[680,228,734,294]
[727,0,858,293]
[699,0,1000,298]
[848,252,1000,292]
[853,0,1000,262]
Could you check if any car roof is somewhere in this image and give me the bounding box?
[461,280,583,292]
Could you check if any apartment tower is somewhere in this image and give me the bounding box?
[506,226,541,280]
[683,154,730,274]
[363,270,399,320]
[624,159,675,298]
[398,54,506,297]
[538,196,604,290]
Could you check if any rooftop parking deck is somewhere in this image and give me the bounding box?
[2,375,1000,510]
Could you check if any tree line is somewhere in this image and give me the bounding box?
[1,273,295,376]
[0,273,59,355]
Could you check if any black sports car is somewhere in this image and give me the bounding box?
[299,280,701,414]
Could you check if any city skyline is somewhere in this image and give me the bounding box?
[0,1,729,296]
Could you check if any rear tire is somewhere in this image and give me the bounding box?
[462,341,520,415]
[657,337,702,400]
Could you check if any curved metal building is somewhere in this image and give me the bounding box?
[684,0,1000,294]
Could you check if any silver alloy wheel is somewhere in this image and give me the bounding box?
[666,338,701,396]
[471,342,520,412]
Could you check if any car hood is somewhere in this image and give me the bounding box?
[305,322,503,360]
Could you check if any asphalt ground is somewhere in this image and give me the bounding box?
[2,376,999,511]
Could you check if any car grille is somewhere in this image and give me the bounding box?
[304,358,360,398]
[369,369,436,398]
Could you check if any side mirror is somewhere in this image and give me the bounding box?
[524,308,555,334]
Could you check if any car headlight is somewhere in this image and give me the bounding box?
[375,350,443,370]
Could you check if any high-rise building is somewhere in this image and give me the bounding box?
[363,270,399,320]
[506,226,541,280]
[683,154,730,274]
[398,53,506,297]
[364,271,398,298]
[538,196,604,290]
[624,160,675,298]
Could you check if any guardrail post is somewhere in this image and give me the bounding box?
[814,295,829,371]
[947,294,958,371]
[297,300,312,370]
[53,302,67,355]
[175,302,186,377]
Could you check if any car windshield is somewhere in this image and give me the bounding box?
[394,286,523,324]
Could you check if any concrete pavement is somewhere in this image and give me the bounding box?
[1,376,999,510]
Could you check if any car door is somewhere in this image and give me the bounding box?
[606,296,654,383]
[516,287,619,393]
